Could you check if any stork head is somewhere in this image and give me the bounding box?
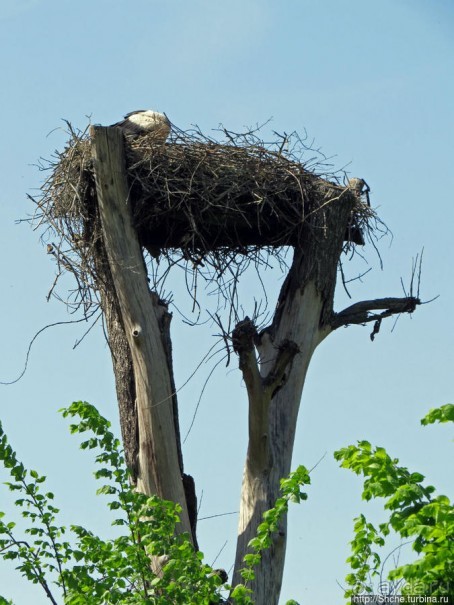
[119,110,171,140]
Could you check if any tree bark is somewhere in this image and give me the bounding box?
[86,129,419,603]
[231,181,419,604]
[90,126,193,541]
[230,178,352,603]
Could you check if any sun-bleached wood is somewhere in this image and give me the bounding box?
[89,125,419,603]
[230,187,419,603]
[232,280,328,603]
[90,125,192,540]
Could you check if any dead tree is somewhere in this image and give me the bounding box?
[35,121,419,605]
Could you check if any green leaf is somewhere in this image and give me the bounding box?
[421,403,454,425]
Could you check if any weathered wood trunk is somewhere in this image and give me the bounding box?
[85,126,418,605]
[90,126,193,541]
[230,183,360,604]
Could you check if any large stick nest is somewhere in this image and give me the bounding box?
[127,131,369,254]
[32,122,375,319]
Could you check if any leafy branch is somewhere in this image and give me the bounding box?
[230,465,310,605]
[335,405,454,599]
[0,402,309,604]
[0,421,69,604]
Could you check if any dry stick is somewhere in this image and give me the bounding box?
[331,296,420,330]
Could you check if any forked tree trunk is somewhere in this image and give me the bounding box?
[230,180,351,602]
[231,283,326,602]
[89,126,418,604]
[230,191,419,604]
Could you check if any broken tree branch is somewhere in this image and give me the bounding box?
[232,318,269,471]
[232,314,303,478]
[331,296,420,330]
[232,318,263,402]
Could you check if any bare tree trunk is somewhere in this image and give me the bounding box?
[90,126,193,540]
[231,183,419,604]
[87,127,418,603]
[232,282,326,604]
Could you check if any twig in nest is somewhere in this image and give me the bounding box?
[29,120,376,335]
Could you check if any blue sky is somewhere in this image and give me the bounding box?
[0,1,453,602]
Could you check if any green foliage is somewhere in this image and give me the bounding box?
[421,403,454,426]
[0,402,224,605]
[335,405,454,599]
[0,402,307,605]
[4,399,450,603]
[230,466,310,605]
[343,513,384,595]
[0,416,71,604]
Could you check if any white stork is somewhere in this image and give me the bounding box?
[112,110,171,142]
